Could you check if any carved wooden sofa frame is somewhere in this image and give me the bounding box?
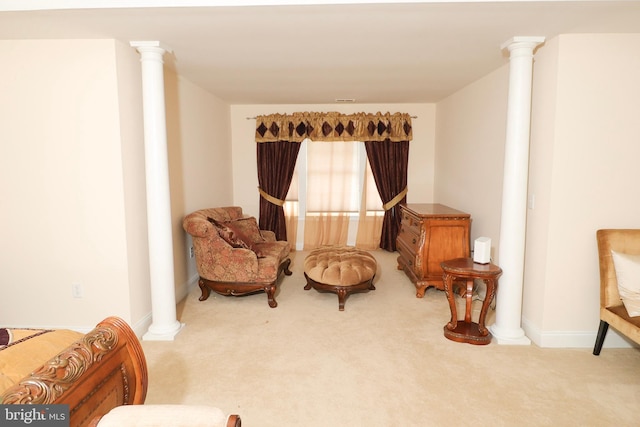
[1,317,147,427]
[199,258,292,308]
[1,316,242,427]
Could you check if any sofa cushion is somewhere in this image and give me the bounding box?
[304,245,377,286]
[208,217,266,258]
[207,217,251,250]
[226,217,266,244]
[96,404,231,427]
[611,250,640,317]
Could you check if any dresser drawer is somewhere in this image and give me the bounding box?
[401,210,423,236]
[398,222,421,254]
[397,237,421,276]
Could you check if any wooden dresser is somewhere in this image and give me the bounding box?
[396,203,471,297]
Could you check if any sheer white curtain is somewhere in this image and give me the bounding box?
[304,140,356,248]
[355,158,385,250]
[284,139,383,250]
[283,172,299,250]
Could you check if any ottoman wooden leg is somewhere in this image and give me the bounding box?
[337,288,348,311]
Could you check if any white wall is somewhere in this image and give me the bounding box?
[0,39,233,334]
[521,36,558,343]
[166,70,233,296]
[435,65,510,252]
[524,34,640,347]
[0,39,135,329]
[115,39,152,329]
[230,104,436,219]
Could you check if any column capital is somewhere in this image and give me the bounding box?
[130,40,173,55]
[501,36,545,53]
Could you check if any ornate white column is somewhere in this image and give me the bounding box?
[489,36,545,345]
[130,41,182,341]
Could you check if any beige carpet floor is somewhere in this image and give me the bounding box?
[142,250,640,426]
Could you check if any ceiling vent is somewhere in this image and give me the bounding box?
[335,98,356,103]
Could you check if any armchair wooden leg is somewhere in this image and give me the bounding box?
[281,258,292,276]
[198,278,211,301]
[265,283,278,308]
[593,320,609,356]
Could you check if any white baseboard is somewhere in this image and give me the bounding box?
[132,313,153,338]
[132,274,199,339]
[522,317,638,349]
[176,273,199,302]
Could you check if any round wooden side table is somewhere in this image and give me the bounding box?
[441,258,502,345]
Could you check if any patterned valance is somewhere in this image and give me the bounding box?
[255,111,413,143]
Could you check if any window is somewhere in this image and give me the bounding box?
[307,140,359,214]
[284,139,383,250]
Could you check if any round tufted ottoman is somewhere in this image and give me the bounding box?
[303,245,377,311]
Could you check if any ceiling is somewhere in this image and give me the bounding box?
[1,1,640,104]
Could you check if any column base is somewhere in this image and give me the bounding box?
[143,321,184,341]
[488,324,531,345]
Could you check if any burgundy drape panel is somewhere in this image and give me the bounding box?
[364,139,410,251]
[256,141,301,241]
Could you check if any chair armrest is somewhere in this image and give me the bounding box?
[260,229,276,242]
[93,405,241,427]
[183,216,217,238]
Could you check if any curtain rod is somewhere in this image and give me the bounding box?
[246,115,418,120]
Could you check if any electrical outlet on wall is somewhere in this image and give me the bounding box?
[189,246,195,258]
[72,283,83,298]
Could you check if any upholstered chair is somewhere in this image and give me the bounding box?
[183,207,292,308]
[593,229,640,355]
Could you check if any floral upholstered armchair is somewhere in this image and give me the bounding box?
[183,207,292,308]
